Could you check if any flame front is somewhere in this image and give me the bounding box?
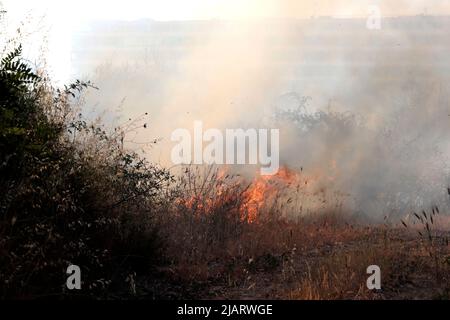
[241,167,304,222]
[178,165,333,223]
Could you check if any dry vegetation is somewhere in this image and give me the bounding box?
[1,46,449,300]
[150,167,450,300]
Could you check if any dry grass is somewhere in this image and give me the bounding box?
[151,166,450,300]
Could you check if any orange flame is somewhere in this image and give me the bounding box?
[241,166,304,222]
[178,164,335,223]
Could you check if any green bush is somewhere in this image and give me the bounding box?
[0,46,172,299]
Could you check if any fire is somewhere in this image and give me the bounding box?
[241,177,271,222]
[176,165,237,215]
[177,165,334,223]
[241,166,304,222]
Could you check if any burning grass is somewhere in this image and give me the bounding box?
[152,165,450,300]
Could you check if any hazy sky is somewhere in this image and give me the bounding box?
[3,0,450,22]
[2,0,449,82]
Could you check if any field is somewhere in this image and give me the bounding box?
[136,167,450,300]
[1,45,449,300]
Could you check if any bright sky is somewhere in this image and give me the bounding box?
[2,0,450,22]
[1,0,449,82]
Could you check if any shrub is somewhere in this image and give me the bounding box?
[0,46,172,299]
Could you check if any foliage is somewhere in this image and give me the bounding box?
[0,46,172,298]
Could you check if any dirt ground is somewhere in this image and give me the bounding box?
[135,225,450,300]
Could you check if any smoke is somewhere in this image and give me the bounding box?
[73,12,450,219]
[272,16,450,218]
